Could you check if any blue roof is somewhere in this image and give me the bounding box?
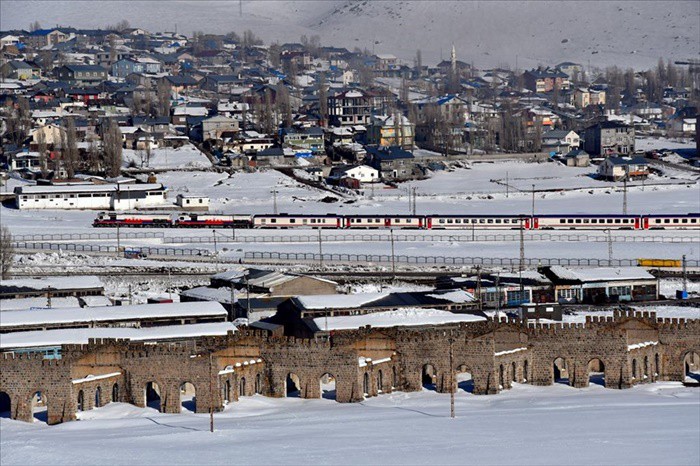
[366,146,414,161]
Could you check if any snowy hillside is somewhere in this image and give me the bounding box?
[2,0,697,69]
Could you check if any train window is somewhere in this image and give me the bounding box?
[487,219,493,224]
[606,219,613,223]
[503,219,510,224]
[664,219,670,224]
[590,219,597,224]
[261,219,266,224]
[560,219,566,223]
[303,219,308,224]
[479,219,485,224]
[692,219,697,223]
[682,219,688,223]
[455,219,461,224]
[614,219,621,224]
[447,219,453,224]
[655,219,661,223]
[270,219,276,223]
[495,219,501,224]
[438,219,444,224]
[575,219,581,224]
[290,219,296,223]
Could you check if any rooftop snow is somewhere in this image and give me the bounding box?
[1,276,103,291]
[296,292,389,310]
[312,308,486,331]
[547,266,655,282]
[0,301,227,328]
[0,322,237,349]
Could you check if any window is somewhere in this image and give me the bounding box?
[664,219,670,224]
[479,219,485,224]
[575,219,581,224]
[560,219,566,223]
[615,219,621,224]
[447,219,453,224]
[270,219,276,223]
[655,219,661,224]
[495,219,502,224]
[682,219,688,224]
[487,219,493,224]
[591,219,597,224]
[289,219,296,224]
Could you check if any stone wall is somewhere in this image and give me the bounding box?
[1,312,699,425]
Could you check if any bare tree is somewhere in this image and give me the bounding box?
[275,83,292,128]
[63,118,79,178]
[318,74,328,126]
[29,20,41,32]
[156,80,171,118]
[102,119,123,177]
[0,226,13,279]
[36,129,49,178]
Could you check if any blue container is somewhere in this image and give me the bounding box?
[676,290,689,300]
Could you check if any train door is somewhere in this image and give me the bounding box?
[384,218,391,228]
[634,217,640,229]
[418,217,423,229]
[337,218,342,229]
[426,218,432,229]
[524,218,530,229]
[642,217,649,230]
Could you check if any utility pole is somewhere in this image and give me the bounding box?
[622,177,628,215]
[505,171,509,198]
[412,187,417,216]
[495,272,501,315]
[476,265,483,312]
[116,222,121,258]
[682,254,688,295]
[272,190,278,215]
[607,229,613,265]
[390,229,396,280]
[46,287,52,309]
[531,184,536,217]
[213,230,217,255]
[209,352,215,433]
[230,285,236,318]
[449,329,455,419]
[519,219,525,273]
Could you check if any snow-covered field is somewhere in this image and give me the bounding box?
[1,383,698,465]
[122,143,212,170]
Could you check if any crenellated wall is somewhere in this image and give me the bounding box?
[1,312,698,425]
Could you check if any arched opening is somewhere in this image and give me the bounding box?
[553,358,569,385]
[421,364,436,391]
[654,353,660,376]
[363,373,370,396]
[392,366,398,388]
[455,365,474,393]
[255,373,262,394]
[523,360,529,383]
[683,352,700,384]
[180,382,196,412]
[643,356,649,379]
[320,373,336,400]
[377,370,383,393]
[511,362,517,383]
[286,373,301,397]
[632,359,638,380]
[239,377,246,398]
[31,391,48,423]
[223,380,231,404]
[145,382,161,411]
[587,358,606,387]
[0,392,10,418]
[94,387,102,408]
[112,383,119,403]
[498,364,505,388]
[77,390,84,412]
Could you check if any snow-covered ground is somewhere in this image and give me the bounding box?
[122,143,212,170]
[1,383,698,465]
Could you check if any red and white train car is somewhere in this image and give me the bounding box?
[533,214,640,230]
[641,213,700,229]
[426,215,531,229]
[252,214,342,228]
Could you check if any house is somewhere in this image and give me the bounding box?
[201,75,241,94]
[574,87,606,108]
[281,127,325,154]
[253,147,288,166]
[26,29,70,48]
[542,129,580,153]
[30,124,67,146]
[201,115,239,141]
[175,194,209,211]
[522,67,570,93]
[210,268,338,296]
[556,62,583,80]
[0,276,104,300]
[366,146,416,181]
[563,149,590,167]
[328,165,379,184]
[437,271,554,309]
[171,106,208,125]
[0,61,40,80]
[597,156,649,181]
[582,120,635,156]
[367,114,415,149]
[540,266,658,304]
[111,57,162,78]
[55,65,107,85]
[327,89,389,126]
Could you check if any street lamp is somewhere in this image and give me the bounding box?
[271,189,278,215]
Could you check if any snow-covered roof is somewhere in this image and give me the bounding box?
[547,266,655,282]
[425,290,475,303]
[1,276,103,292]
[0,302,227,328]
[312,308,486,331]
[0,297,81,312]
[297,292,389,310]
[0,322,237,349]
[14,183,164,195]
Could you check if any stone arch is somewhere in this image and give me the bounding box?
[77,390,85,412]
[632,359,638,380]
[498,364,505,388]
[455,364,474,393]
[377,370,383,393]
[31,390,48,423]
[643,356,650,380]
[112,383,119,403]
[511,361,517,383]
[654,353,660,376]
[145,381,162,411]
[0,391,10,418]
[320,373,336,400]
[587,358,606,387]
[363,372,370,396]
[239,377,246,397]
[553,357,569,385]
[255,373,262,394]
[683,351,700,383]
[95,386,102,408]
[523,360,529,383]
[421,364,437,391]
[392,366,398,388]
[286,373,301,397]
[179,382,196,412]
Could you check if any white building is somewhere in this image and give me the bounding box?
[329,165,380,183]
[14,183,168,210]
[175,194,209,210]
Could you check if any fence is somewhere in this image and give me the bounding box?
[163,232,699,244]
[243,251,700,268]
[13,232,164,241]
[12,242,211,257]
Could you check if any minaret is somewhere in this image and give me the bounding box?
[450,43,457,74]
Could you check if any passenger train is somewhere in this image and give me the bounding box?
[93,212,700,230]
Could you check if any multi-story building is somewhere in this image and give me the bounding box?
[367,114,415,149]
[327,90,388,126]
[55,65,108,86]
[522,67,570,93]
[582,121,635,156]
